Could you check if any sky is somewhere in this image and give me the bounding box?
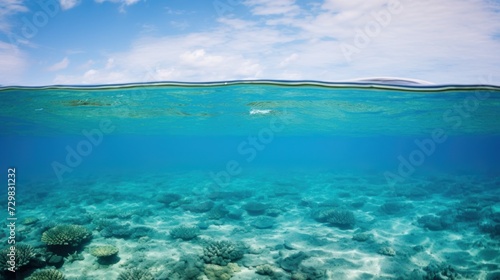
[0,0,499,86]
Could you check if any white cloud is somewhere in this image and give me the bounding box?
[122,0,140,5]
[267,0,500,83]
[244,0,301,16]
[95,0,141,12]
[80,59,95,69]
[47,57,69,71]
[51,0,500,85]
[140,23,157,33]
[0,41,26,84]
[217,17,256,29]
[53,29,270,84]
[95,0,140,4]
[165,7,191,15]
[0,0,28,33]
[170,20,189,30]
[278,53,298,68]
[321,0,386,12]
[59,0,80,10]
[105,58,115,69]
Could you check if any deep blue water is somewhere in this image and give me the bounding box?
[1,81,500,185]
[1,135,500,185]
[1,81,500,279]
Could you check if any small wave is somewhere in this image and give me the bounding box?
[346,77,435,86]
[250,109,272,115]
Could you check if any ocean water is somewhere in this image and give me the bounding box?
[0,81,499,280]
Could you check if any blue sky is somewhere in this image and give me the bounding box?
[0,0,499,86]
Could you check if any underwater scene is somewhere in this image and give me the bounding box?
[1,80,500,280]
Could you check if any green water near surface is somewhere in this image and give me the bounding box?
[1,81,499,136]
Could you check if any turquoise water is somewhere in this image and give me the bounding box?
[0,81,499,279]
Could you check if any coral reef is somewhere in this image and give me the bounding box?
[243,202,268,215]
[418,215,453,231]
[90,245,119,265]
[296,266,327,280]
[0,244,35,271]
[204,263,240,280]
[203,241,244,266]
[266,208,281,217]
[251,217,275,229]
[378,247,396,256]
[99,223,131,238]
[326,209,355,228]
[350,200,366,209]
[183,201,214,213]
[352,232,373,242]
[117,268,155,280]
[456,207,482,222]
[300,197,316,208]
[41,224,91,246]
[380,201,411,215]
[63,251,84,263]
[46,254,63,267]
[312,208,336,222]
[208,190,253,200]
[227,208,244,220]
[206,205,229,220]
[423,263,464,279]
[157,193,182,206]
[312,208,355,229]
[479,221,500,238]
[170,226,200,241]
[255,264,276,276]
[198,222,209,230]
[486,272,500,280]
[27,269,65,280]
[92,218,116,231]
[129,226,154,239]
[280,251,309,272]
[89,245,119,258]
[22,217,40,225]
[291,272,308,280]
[167,254,204,280]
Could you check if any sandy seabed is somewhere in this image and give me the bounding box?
[3,169,500,280]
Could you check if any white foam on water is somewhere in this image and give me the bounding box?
[250,109,272,115]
